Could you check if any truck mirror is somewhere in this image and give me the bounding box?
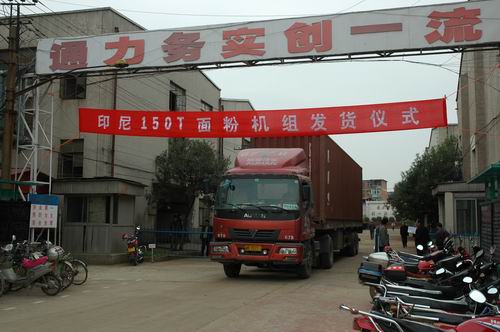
[303,185,311,202]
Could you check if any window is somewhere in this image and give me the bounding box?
[59,139,83,178]
[66,196,111,223]
[456,199,478,235]
[60,75,87,100]
[169,82,186,111]
[201,100,213,112]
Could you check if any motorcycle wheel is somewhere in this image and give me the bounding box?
[71,260,88,285]
[129,254,138,266]
[61,261,75,289]
[41,274,62,296]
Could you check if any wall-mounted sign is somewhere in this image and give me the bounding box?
[28,194,59,229]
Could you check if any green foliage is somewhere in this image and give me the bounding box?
[154,139,230,207]
[389,136,462,223]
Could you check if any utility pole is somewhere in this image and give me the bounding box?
[1,1,37,190]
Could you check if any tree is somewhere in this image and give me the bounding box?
[389,136,462,223]
[154,139,230,209]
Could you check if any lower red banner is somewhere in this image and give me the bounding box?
[79,98,447,138]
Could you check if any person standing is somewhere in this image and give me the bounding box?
[391,221,395,232]
[200,220,212,256]
[400,222,409,248]
[435,223,450,250]
[415,220,430,255]
[376,218,390,252]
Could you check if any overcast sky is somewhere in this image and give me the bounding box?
[34,0,463,190]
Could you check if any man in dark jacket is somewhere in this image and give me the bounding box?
[415,220,430,255]
[400,222,409,248]
[435,223,450,250]
[376,218,390,252]
[200,220,213,256]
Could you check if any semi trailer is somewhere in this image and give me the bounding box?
[210,136,363,278]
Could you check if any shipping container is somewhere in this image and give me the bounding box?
[251,136,362,229]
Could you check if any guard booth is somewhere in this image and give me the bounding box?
[53,177,145,264]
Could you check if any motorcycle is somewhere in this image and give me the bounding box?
[340,289,500,332]
[122,226,146,266]
[30,241,74,290]
[0,235,62,296]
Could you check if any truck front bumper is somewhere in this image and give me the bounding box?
[209,242,304,265]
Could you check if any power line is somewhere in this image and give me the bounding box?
[41,0,500,20]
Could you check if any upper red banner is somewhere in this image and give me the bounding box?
[79,98,447,138]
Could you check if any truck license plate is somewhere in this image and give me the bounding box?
[244,245,262,252]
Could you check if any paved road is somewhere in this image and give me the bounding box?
[0,230,412,332]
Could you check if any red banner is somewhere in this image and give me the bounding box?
[79,98,447,138]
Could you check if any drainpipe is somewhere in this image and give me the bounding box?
[111,72,117,177]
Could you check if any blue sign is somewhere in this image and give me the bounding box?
[28,194,59,206]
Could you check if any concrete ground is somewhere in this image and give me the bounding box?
[0,229,413,332]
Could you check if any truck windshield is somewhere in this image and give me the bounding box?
[216,177,300,211]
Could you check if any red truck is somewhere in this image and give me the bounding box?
[210,136,362,278]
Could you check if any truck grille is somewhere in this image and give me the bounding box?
[230,229,279,242]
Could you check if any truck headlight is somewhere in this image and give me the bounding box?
[279,248,298,255]
[212,245,230,253]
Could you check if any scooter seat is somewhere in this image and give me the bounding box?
[435,255,461,271]
[22,256,48,269]
[385,284,459,299]
[410,309,470,325]
[397,295,470,313]
[372,311,443,332]
[400,279,458,297]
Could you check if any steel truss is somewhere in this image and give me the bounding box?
[15,74,53,200]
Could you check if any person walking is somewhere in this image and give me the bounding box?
[376,218,390,252]
[369,221,375,240]
[391,221,395,232]
[400,222,409,248]
[200,220,212,256]
[435,223,450,250]
[415,220,430,255]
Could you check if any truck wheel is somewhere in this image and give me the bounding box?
[344,233,359,257]
[223,263,241,278]
[319,235,334,269]
[297,244,313,279]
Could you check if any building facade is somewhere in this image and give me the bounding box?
[362,179,388,202]
[220,98,254,166]
[0,8,250,262]
[457,48,500,261]
[428,124,458,149]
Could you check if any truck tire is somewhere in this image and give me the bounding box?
[223,263,241,278]
[344,233,359,257]
[297,243,313,279]
[319,235,334,269]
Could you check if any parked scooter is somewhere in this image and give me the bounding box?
[340,288,500,331]
[0,235,62,296]
[29,241,74,290]
[365,248,496,300]
[122,226,145,266]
